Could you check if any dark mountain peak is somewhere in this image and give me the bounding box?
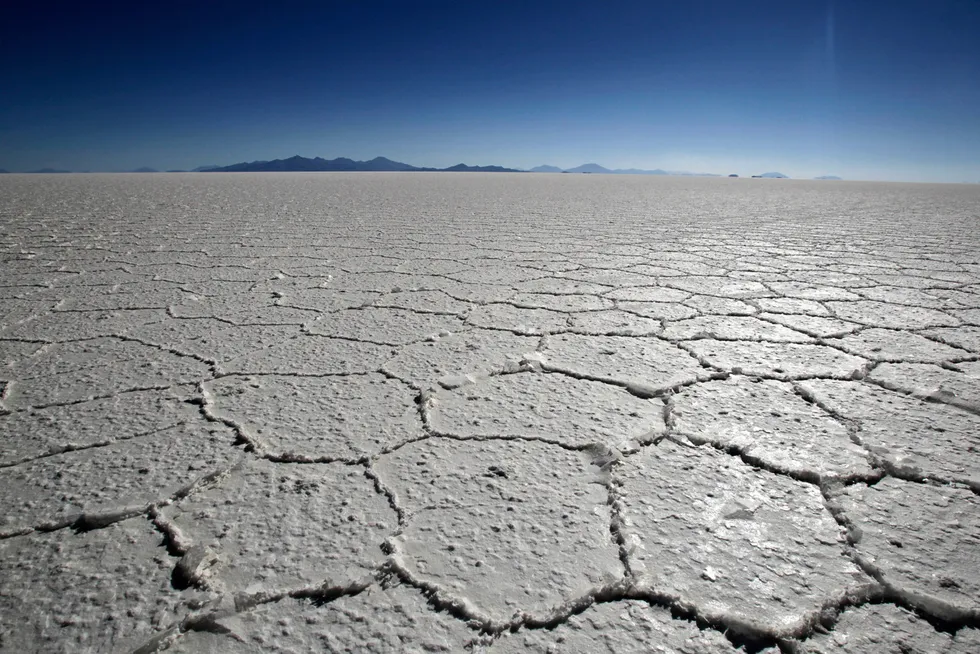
[205,156,520,173]
[443,163,522,172]
[565,163,612,174]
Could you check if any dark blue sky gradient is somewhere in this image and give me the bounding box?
[2,1,978,180]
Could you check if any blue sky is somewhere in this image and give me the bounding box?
[1,0,978,181]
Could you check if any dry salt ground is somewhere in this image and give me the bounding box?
[0,172,979,653]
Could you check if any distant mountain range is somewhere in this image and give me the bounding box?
[531,162,719,176]
[203,155,521,173]
[197,156,722,176]
[0,158,835,179]
[0,169,9,174]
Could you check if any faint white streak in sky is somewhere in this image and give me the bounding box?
[826,2,837,87]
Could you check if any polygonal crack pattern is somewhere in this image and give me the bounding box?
[670,377,875,483]
[156,458,394,596]
[162,584,481,652]
[618,439,872,639]
[0,517,201,652]
[375,438,624,624]
[486,599,739,652]
[427,371,665,450]
[203,373,423,460]
[1,173,979,651]
[800,379,980,489]
[833,477,980,620]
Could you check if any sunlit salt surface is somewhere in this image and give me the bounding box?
[1,173,978,651]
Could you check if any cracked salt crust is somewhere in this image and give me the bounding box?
[466,302,570,335]
[125,319,301,364]
[0,517,198,652]
[665,276,771,298]
[826,300,961,330]
[799,602,952,652]
[1,173,979,651]
[221,334,392,375]
[382,328,539,389]
[766,281,863,301]
[4,337,212,408]
[516,276,615,296]
[835,477,980,619]
[663,315,814,342]
[427,371,665,450]
[165,584,480,652]
[376,438,623,623]
[753,297,830,315]
[801,379,980,488]
[0,308,168,341]
[269,287,379,313]
[922,325,980,353]
[613,300,699,321]
[507,291,613,312]
[0,387,198,466]
[540,332,708,395]
[685,294,761,316]
[869,361,980,413]
[159,457,393,595]
[372,288,473,315]
[53,285,191,312]
[619,439,871,639]
[568,308,666,335]
[170,295,320,325]
[828,327,972,363]
[670,377,874,482]
[305,306,466,345]
[758,313,863,338]
[684,339,868,379]
[487,600,738,652]
[204,373,423,459]
[0,422,239,535]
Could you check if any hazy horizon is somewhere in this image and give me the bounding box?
[2,1,978,182]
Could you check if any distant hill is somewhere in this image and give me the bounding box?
[359,156,419,171]
[0,169,9,174]
[442,163,522,172]
[539,163,717,176]
[814,175,842,180]
[758,172,789,178]
[192,165,221,172]
[166,170,186,173]
[27,168,71,174]
[130,167,158,173]
[565,163,613,174]
[205,155,521,173]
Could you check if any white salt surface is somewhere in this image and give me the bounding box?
[0,173,978,651]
